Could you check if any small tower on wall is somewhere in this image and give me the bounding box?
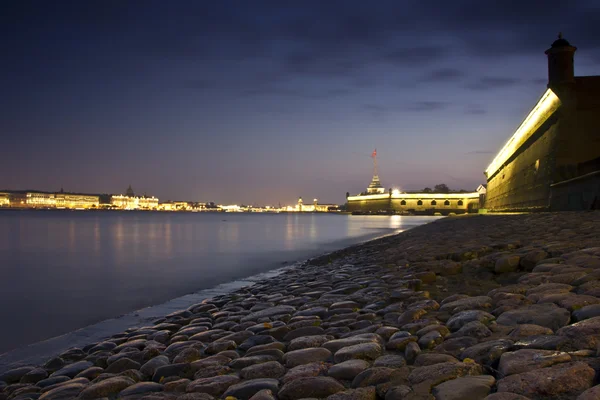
[545,33,577,89]
[126,185,135,197]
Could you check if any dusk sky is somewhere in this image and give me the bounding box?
[2,1,599,205]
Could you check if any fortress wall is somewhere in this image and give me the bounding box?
[554,108,600,181]
[485,119,560,211]
[347,196,475,214]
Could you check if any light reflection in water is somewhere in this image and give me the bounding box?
[0,211,439,354]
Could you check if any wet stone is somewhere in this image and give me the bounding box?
[163,378,190,392]
[508,324,553,338]
[288,335,332,351]
[173,347,202,364]
[186,375,241,397]
[373,355,406,369]
[448,321,492,339]
[572,304,600,322]
[50,361,93,378]
[75,367,104,380]
[239,335,277,351]
[223,378,280,400]
[496,361,594,399]
[284,326,326,342]
[37,382,87,400]
[351,367,409,389]
[118,381,164,397]
[230,355,279,369]
[496,303,571,331]
[333,343,383,363]
[497,349,572,377]
[417,330,444,349]
[282,362,329,383]
[323,337,378,354]
[460,339,514,368]
[414,353,459,367]
[152,363,193,382]
[283,347,332,368]
[432,375,495,400]
[439,296,493,314]
[408,361,482,388]
[19,368,48,384]
[434,337,479,358]
[446,310,495,332]
[512,335,570,351]
[404,342,421,364]
[328,359,370,381]
[36,376,71,389]
[240,361,286,380]
[140,355,170,377]
[105,357,141,374]
[278,376,345,400]
[78,376,136,399]
[326,386,377,400]
[205,340,236,354]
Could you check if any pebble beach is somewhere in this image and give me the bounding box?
[2,211,600,400]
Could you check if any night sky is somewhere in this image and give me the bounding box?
[2,1,599,205]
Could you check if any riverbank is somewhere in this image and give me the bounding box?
[2,212,600,400]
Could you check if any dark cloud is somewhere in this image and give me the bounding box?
[406,101,449,112]
[382,46,448,66]
[465,104,487,115]
[419,68,465,83]
[241,87,353,100]
[466,77,522,90]
[184,80,213,90]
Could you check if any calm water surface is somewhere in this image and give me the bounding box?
[0,210,438,354]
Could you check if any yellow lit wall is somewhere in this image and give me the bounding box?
[485,89,561,179]
[111,195,159,210]
[26,192,57,207]
[0,193,9,207]
[347,192,479,213]
[55,194,99,209]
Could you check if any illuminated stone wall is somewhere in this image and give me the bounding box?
[485,118,560,211]
[485,87,600,211]
[346,193,478,214]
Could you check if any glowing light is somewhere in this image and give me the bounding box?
[392,189,400,196]
[485,88,560,178]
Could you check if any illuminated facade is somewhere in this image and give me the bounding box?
[292,197,339,212]
[0,193,9,207]
[111,195,159,210]
[485,34,600,211]
[26,192,57,208]
[55,193,99,209]
[347,191,479,214]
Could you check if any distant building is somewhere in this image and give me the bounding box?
[26,192,56,208]
[111,194,158,210]
[110,185,158,210]
[485,34,600,211]
[347,171,480,215]
[158,201,191,211]
[292,197,338,212]
[52,189,99,209]
[0,192,9,207]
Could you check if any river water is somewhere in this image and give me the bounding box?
[0,210,438,358]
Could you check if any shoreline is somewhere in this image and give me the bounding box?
[0,223,410,372]
[1,212,600,400]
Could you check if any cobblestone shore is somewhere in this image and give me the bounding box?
[2,212,600,400]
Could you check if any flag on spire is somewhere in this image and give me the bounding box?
[371,149,377,158]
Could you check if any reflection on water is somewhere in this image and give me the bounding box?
[0,211,439,354]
